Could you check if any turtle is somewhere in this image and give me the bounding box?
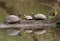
[5,15,20,24]
[24,15,33,20]
[32,14,47,20]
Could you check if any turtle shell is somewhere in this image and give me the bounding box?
[6,15,20,22]
[25,16,33,20]
[34,14,47,19]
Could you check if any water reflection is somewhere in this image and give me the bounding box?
[1,25,60,41]
[5,28,21,35]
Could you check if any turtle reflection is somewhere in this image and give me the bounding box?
[34,28,46,35]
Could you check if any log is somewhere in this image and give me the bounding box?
[0,23,55,29]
